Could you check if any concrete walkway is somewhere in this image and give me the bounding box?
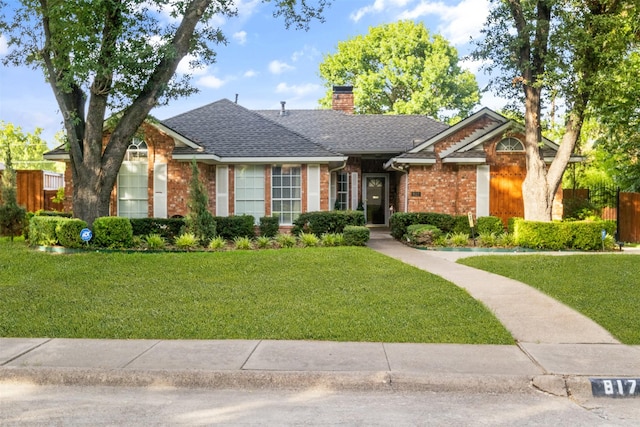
[1,232,639,400]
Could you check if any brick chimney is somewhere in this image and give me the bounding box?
[332,85,354,114]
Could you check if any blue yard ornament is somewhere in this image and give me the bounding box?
[80,228,93,242]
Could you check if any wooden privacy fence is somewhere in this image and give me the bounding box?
[10,170,65,212]
[619,192,640,243]
[489,165,525,225]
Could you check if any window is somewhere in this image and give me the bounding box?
[496,137,524,152]
[118,138,148,218]
[335,172,348,210]
[272,165,301,225]
[235,165,265,223]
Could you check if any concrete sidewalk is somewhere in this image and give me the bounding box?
[1,231,639,400]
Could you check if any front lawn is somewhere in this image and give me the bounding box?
[0,240,513,344]
[458,255,640,344]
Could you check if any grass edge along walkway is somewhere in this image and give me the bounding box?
[0,241,513,344]
[458,254,640,345]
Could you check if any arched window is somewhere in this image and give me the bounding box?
[118,138,149,218]
[496,137,524,152]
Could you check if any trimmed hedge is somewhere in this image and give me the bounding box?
[214,215,255,240]
[343,225,370,246]
[56,219,88,248]
[291,210,365,236]
[28,216,67,246]
[130,218,185,243]
[259,215,279,238]
[514,219,617,250]
[93,216,134,248]
[476,216,505,235]
[389,212,456,239]
[406,224,443,245]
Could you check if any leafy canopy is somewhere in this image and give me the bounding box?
[0,121,63,172]
[318,20,479,122]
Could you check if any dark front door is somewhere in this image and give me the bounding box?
[365,176,386,225]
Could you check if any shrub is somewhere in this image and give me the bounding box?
[448,232,470,247]
[175,232,199,250]
[215,215,255,240]
[477,232,498,248]
[507,217,522,234]
[477,216,505,235]
[513,220,614,251]
[0,158,26,240]
[299,232,320,247]
[497,233,516,247]
[185,160,217,244]
[343,225,370,246]
[452,215,472,236]
[275,233,297,248]
[406,224,443,245]
[145,234,166,250]
[33,210,72,218]
[256,236,272,249]
[55,218,88,248]
[28,216,66,246]
[233,236,253,250]
[389,212,455,239]
[208,236,227,250]
[334,233,346,246]
[93,216,134,248]
[130,218,185,243]
[321,233,341,247]
[259,215,279,238]
[291,210,365,236]
[433,234,449,247]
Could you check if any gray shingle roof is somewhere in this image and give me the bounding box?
[161,99,341,158]
[254,109,449,154]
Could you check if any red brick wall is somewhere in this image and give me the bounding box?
[407,165,478,216]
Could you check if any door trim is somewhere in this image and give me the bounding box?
[362,173,389,226]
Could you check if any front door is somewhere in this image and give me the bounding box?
[363,175,388,225]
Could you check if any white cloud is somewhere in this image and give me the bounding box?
[275,82,321,97]
[268,60,295,75]
[398,0,490,45]
[291,45,320,62]
[176,54,209,76]
[350,0,412,22]
[0,34,8,55]
[233,31,247,45]
[244,69,258,78]
[197,75,226,89]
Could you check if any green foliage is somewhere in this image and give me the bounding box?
[256,236,272,249]
[92,217,134,249]
[389,212,456,239]
[233,236,253,250]
[0,150,26,240]
[299,232,320,247]
[185,161,216,244]
[0,121,62,172]
[175,232,199,250]
[275,233,297,248]
[215,215,255,240]
[259,215,280,238]
[448,232,470,247]
[130,218,185,243]
[514,220,617,251]
[497,233,516,247]
[476,216,505,235]
[318,21,479,121]
[507,217,521,234]
[208,236,227,250]
[320,233,343,247]
[55,218,88,248]
[343,225,370,246]
[34,210,73,217]
[477,232,499,248]
[28,216,65,246]
[406,224,442,245]
[291,210,365,236]
[144,234,166,250]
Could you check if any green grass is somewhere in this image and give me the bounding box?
[0,240,512,344]
[458,255,640,344]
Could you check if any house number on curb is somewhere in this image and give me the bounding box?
[590,378,640,397]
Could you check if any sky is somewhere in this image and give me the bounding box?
[0,0,504,146]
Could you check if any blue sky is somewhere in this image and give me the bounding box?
[0,0,503,146]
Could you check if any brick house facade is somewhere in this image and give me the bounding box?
[47,87,579,227]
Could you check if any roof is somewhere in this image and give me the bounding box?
[161,99,342,160]
[254,109,449,154]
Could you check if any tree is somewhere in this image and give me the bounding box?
[0,121,63,172]
[0,0,329,226]
[185,159,216,244]
[318,20,480,122]
[473,0,639,221]
[0,146,27,240]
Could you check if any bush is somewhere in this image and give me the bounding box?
[406,224,442,245]
[299,232,320,247]
[343,225,370,246]
[448,232,470,247]
[33,210,73,218]
[55,218,88,248]
[215,215,255,240]
[497,233,516,247]
[275,233,297,248]
[507,217,522,234]
[256,236,272,249]
[476,216,505,235]
[185,160,217,244]
[477,232,498,248]
[452,215,472,236]
[175,232,199,250]
[321,233,342,247]
[259,216,279,238]
[389,212,456,239]
[514,220,616,251]
[208,236,227,250]
[93,216,134,248]
[28,216,66,246]
[130,218,185,243]
[144,234,166,250]
[233,236,253,250]
[291,210,365,236]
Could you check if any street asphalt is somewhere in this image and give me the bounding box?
[1,229,639,401]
